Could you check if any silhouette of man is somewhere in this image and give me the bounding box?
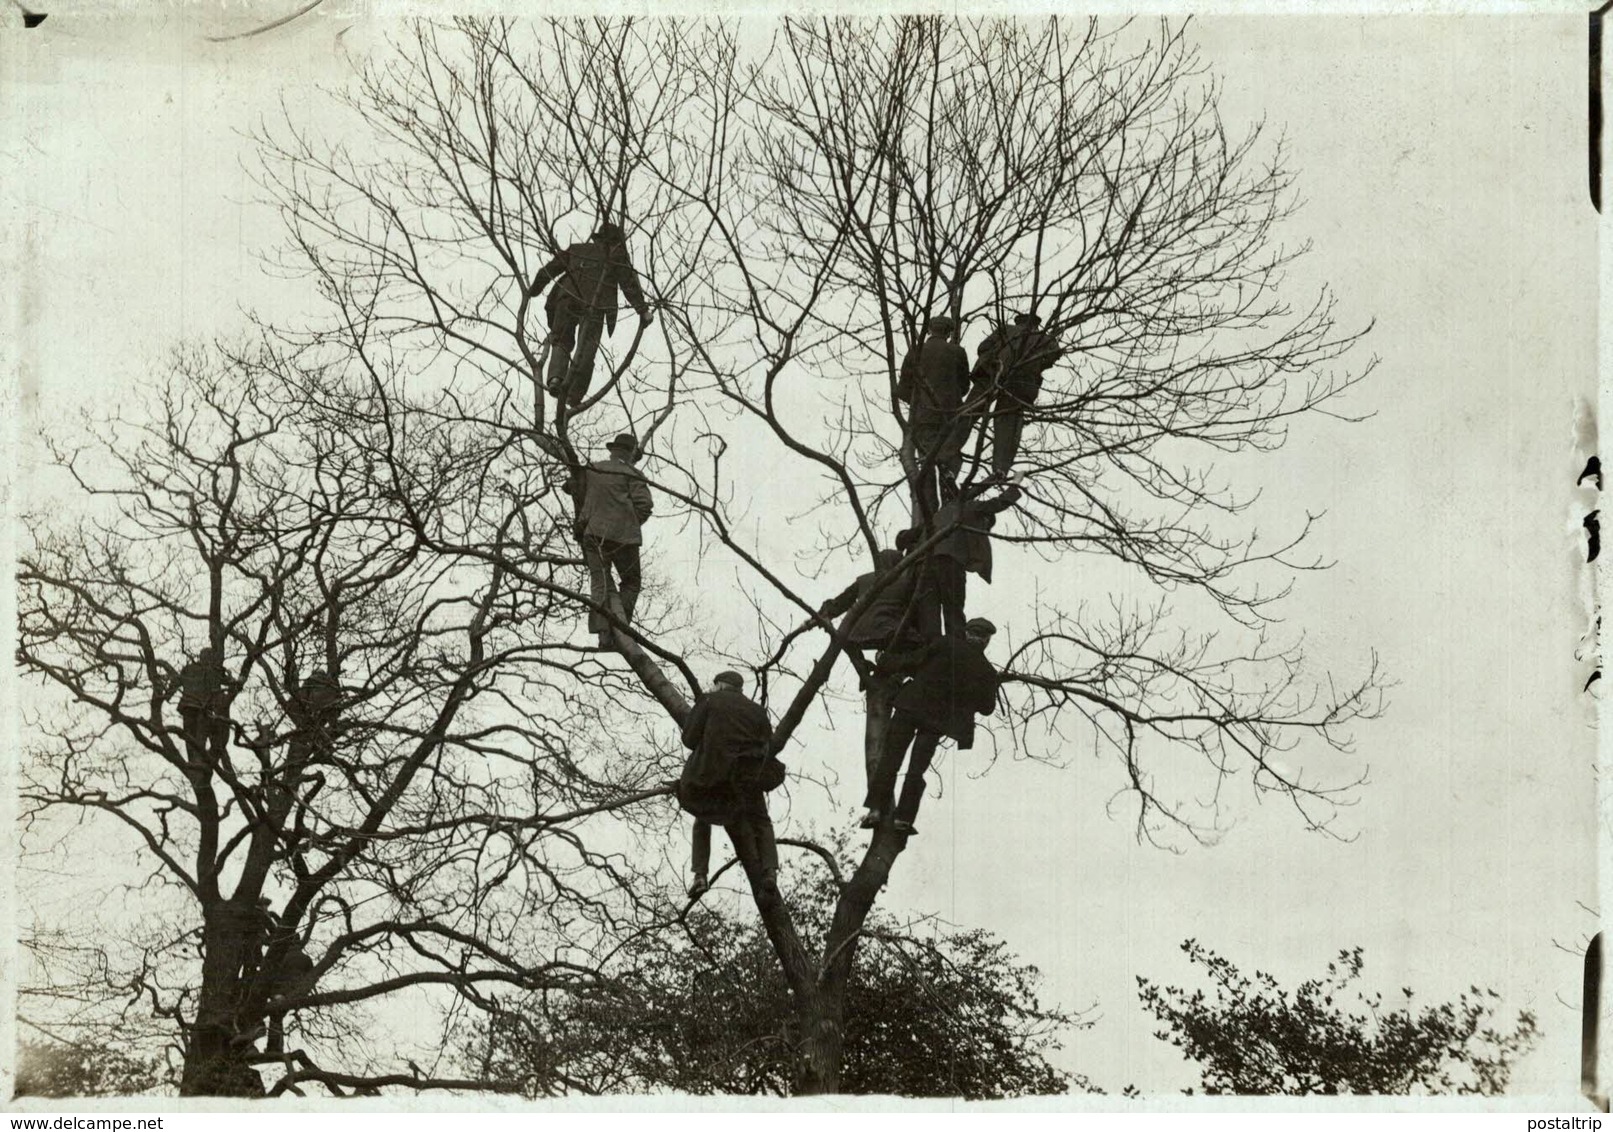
[527,222,653,408]
[861,617,1000,835]
[973,312,1063,478]
[910,479,1023,638]
[568,433,654,647]
[678,671,780,899]
[898,315,976,517]
[172,645,233,770]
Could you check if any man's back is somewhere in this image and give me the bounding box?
[545,239,647,317]
[681,687,773,788]
[900,337,971,418]
[893,635,999,744]
[979,323,1060,383]
[579,457,653,544]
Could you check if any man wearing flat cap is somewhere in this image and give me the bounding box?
[862,616,1001,836]
[897,314,977,517]
[568,432,654,647]
[677,670,781,899]
[527,221,653,409]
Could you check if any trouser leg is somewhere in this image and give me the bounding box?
[911,423,942,520]
[936,418,965,502]
[610,541,642,624]
[581,536,611,633]
[936,559,968,638]
[565,314,605,406]
[691,819,711,880]
[546,306,578,396]
[864,710,919,816]
[893,730,941,824]
[863,671,898,791]
[727,790,778,882]
[993,401,1024,477]
[181,707,205,765]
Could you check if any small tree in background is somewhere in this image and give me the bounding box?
[14,1041,167,1099]
[466,869,1090,1098]
[1137,940,1540,1095]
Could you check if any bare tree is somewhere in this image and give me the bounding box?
[21,15,1383,1097]
[17,343,683,1096]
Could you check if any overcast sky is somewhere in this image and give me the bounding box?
[3,2,1602,1104]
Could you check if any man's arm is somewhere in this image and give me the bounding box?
[526,252,567,299]
[896,349,918,404]
[680,695,709,751]
[628,471,653,523]
[817,578,862,621]
[611,247,651,320]
[974,484,1024,518]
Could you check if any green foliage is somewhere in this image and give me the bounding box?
[14,1040,167,1099]
[467,876,1088,1098]
[1137,940,1539,1096]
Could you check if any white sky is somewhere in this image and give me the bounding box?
[2,2,1602,1105]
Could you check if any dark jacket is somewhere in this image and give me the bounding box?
[973,323,1062,392]
[572,457,654,545]
[177,656,232,714]
[819,550,923,649]
[679,687,773,790]
[929,486,1022,583]
[527,238,649,334]
[897,336,972,425]
[886,635,1000,748]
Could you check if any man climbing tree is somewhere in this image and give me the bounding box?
[897,315,977,516]
[527,221,654,410]
[567,432,655,647]
[973,312,1064,480]
[678,671,784,900]
[861,617,1002,835]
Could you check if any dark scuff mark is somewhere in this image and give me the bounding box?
[9,0,45,28]
[1581,455,1603,490]
[1586,934,1608,1111]
[1585,510,1600,563]
[1596,2,1613,210]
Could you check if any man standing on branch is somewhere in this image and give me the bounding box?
[818,547,927,784]
[914,477,1025,638]
[677,671,783,900]
[861,617,1001,836]
[973,312,1063,480]
[169,645,234,773]
[568,433,654,648]
[897,315,976,516]
[527,221,653,409]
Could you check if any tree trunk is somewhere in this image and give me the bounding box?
[179,904,265,1097]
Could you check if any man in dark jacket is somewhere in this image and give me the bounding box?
[898,315,978,517]
[816,548,925,660]
[678,671,779,899]
[913,479,1023,638]
[527,222,653,408]
[568,433,654,647]
[973,312,1063,479]
[861,617,1001,835]
[171,645,234,770]
[818,547,926,786]
[288,668,340,767]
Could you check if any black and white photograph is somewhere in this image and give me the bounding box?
[2,1,1602,1111]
